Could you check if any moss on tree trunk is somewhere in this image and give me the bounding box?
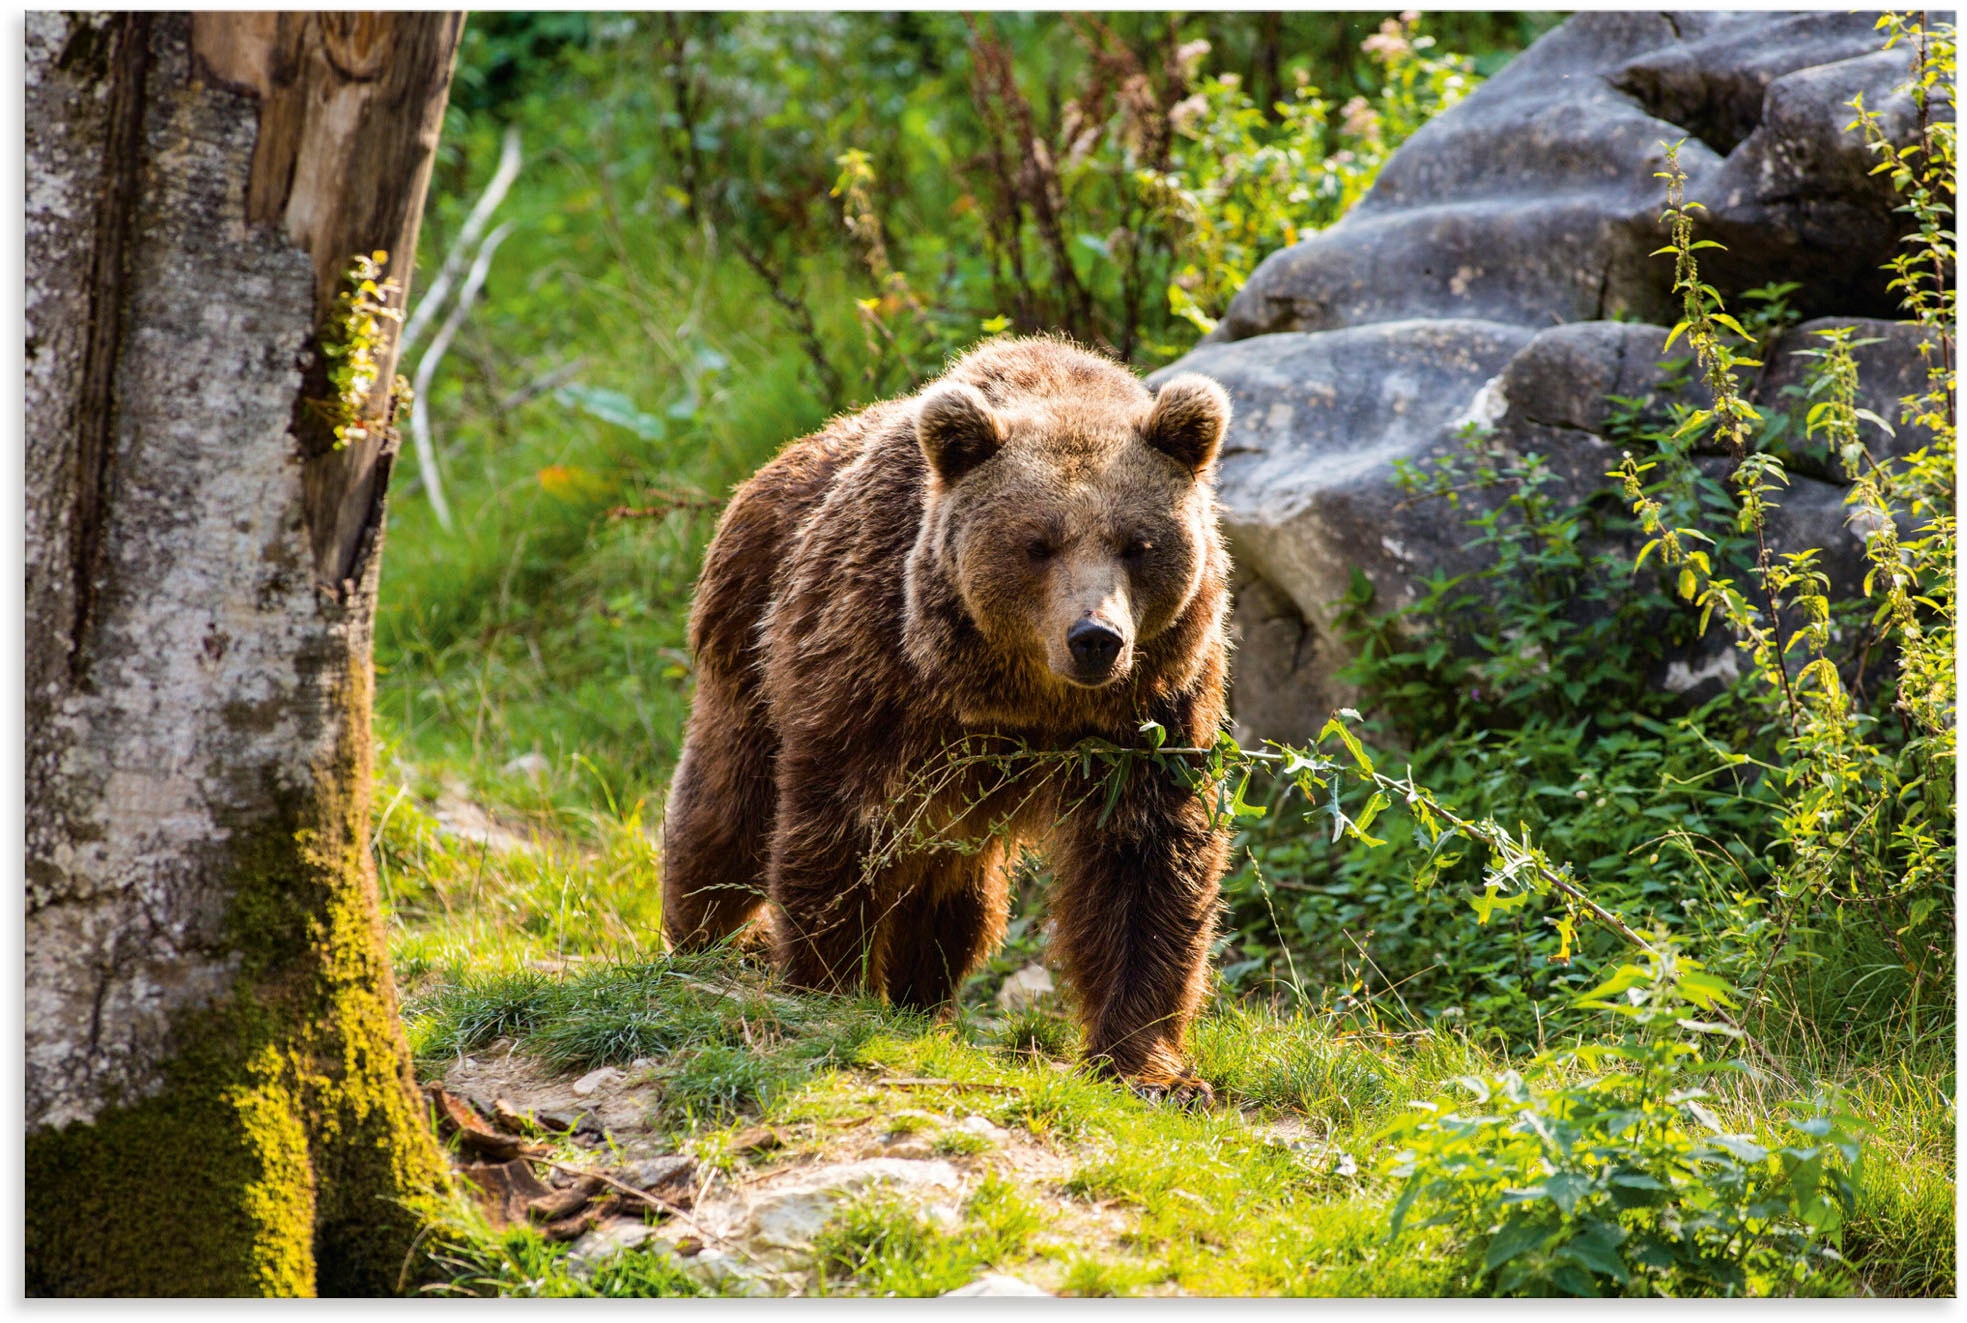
[27,662,448,1297]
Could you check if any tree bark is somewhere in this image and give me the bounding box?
[26,11,463,1296]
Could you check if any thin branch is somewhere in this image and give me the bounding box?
[402,125,523,362]
[409,220,514,531]
[496,356,589,414]
[730,236,845,404]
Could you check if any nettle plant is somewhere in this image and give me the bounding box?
[1223,14,1953,1034]
[1380,947,1862,1297]
[1614,49,1955,1022]
[1144,11,1476,339]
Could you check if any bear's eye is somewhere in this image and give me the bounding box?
[1121,538,1153,561]
[1025,537,1055,562]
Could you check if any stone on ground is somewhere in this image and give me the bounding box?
[943,1273,1052,1296]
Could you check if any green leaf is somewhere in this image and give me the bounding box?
[1482,1214,1551,1272]
[1467,883,1529,925]
[1320,716,1376,776]
[555,384,668,441]
[1096,756,1131,828]
[1610,1172,1668,1190]
[1544,1170,1592,1215]
[1678,969,1738,1010]
[1575,965,1647,1004]
[1550,1263,1600,1297]
[1562,1220,1632,1283]
[1386,1178,1422,1241]
[1627,1235,1678,1270]
[1710,1133,1769,1163]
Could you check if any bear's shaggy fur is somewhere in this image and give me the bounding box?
[662,337,1233,1097]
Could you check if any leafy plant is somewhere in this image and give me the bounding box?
[1381,948,1861,1296]
[319,249,410,450]
[839,12,1481,386]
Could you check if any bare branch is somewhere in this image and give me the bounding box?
[401,125,523,362]
[409,219,514,531]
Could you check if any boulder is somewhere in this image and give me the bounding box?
[1157,11,1934,740]
[1213,11,1914,343]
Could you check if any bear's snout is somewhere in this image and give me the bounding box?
[1065,615,1129,686]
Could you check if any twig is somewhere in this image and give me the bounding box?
[606,489,723,521]
[1391,475,1510,512]
[533,1159,734,1249]
[409,219,514,531]
[730,236,845,404]
[876,1076,1022,1094]
[496,356,588,414]
[402,125,523,362]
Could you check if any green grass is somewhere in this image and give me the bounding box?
[392,872,1952,1296]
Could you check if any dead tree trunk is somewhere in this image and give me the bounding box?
[26,12,463,1296]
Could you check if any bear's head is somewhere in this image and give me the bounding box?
[906,349,1231,697]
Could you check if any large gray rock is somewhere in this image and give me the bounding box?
[1175,320,1533,654]
[1160,11,1933,740]
[1214,11,1913,343]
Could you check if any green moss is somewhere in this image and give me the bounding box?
[26,1032,317,1295]
[28,662,447,1296]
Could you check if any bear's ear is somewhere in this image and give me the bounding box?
[1144,373,1232,475]
[915,383,1005,485]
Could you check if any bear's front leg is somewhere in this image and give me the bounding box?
[1048,757,1229,1106]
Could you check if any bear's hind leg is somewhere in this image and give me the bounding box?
[767,771,894,992]
[661,676,776,952]
[881,843,1011,1012]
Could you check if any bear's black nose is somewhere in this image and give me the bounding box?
[1067,618,1124,674]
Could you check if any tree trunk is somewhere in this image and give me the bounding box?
[26,11,463,1296]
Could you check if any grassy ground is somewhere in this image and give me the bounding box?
[381,796,1952,1298]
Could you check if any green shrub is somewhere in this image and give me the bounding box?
[1380,950,1861,1296]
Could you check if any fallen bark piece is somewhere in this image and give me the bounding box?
[538,1211,600,1243]
[427,1085,540,1161]
[491,1097,539,1134]
[460,1159,554,1228]
[527,1174,607,1223]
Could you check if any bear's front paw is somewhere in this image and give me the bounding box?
[1128,1072,1216,1112]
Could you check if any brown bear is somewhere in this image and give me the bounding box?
[661,336,1233,1101]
